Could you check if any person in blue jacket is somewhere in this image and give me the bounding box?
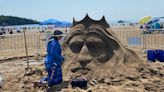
[44,30,64,87]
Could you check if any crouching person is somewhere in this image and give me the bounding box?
[44,30,64,87]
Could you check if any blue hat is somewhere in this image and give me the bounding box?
[53,30,63,37]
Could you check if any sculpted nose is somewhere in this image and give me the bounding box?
[77,45,92,67]
[78,57,91,68]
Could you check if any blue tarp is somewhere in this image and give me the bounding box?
[128,37,141,46]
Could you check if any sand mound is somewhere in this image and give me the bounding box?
[0,57,163,92]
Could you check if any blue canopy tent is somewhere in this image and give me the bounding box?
[150,22,160,29]
[40,19,62,25]
[40,19,71,27]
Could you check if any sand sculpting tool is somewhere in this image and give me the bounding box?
[0,73,3,88]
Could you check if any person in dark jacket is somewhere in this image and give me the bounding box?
[44,30,64,87]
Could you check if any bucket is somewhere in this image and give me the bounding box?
[156,50,164,62]
[147,50,156,62]
[71,79,88,88]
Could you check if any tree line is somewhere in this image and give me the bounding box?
[0,15,39,26]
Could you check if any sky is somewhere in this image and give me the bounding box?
[0,0,163,23]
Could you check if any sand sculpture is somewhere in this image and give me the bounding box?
[62,14,142,80]
[1,15,163,92]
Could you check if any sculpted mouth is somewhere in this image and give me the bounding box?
[71,67,91,73]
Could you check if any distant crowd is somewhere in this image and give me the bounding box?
[0,28,14,35]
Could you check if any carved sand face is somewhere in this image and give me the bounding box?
[68,27,109,74]
[62,15,140,78]
[63,25,120,77]
[69,30,109,63]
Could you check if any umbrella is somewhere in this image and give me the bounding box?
[147,18,160,24]
[139,16,151,25]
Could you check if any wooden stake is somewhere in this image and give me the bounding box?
[23,28,29,69]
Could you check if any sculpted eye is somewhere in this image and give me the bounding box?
[69,41,84,53]
[86,41,105,53]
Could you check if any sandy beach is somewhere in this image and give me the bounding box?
[0,26,163,92]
